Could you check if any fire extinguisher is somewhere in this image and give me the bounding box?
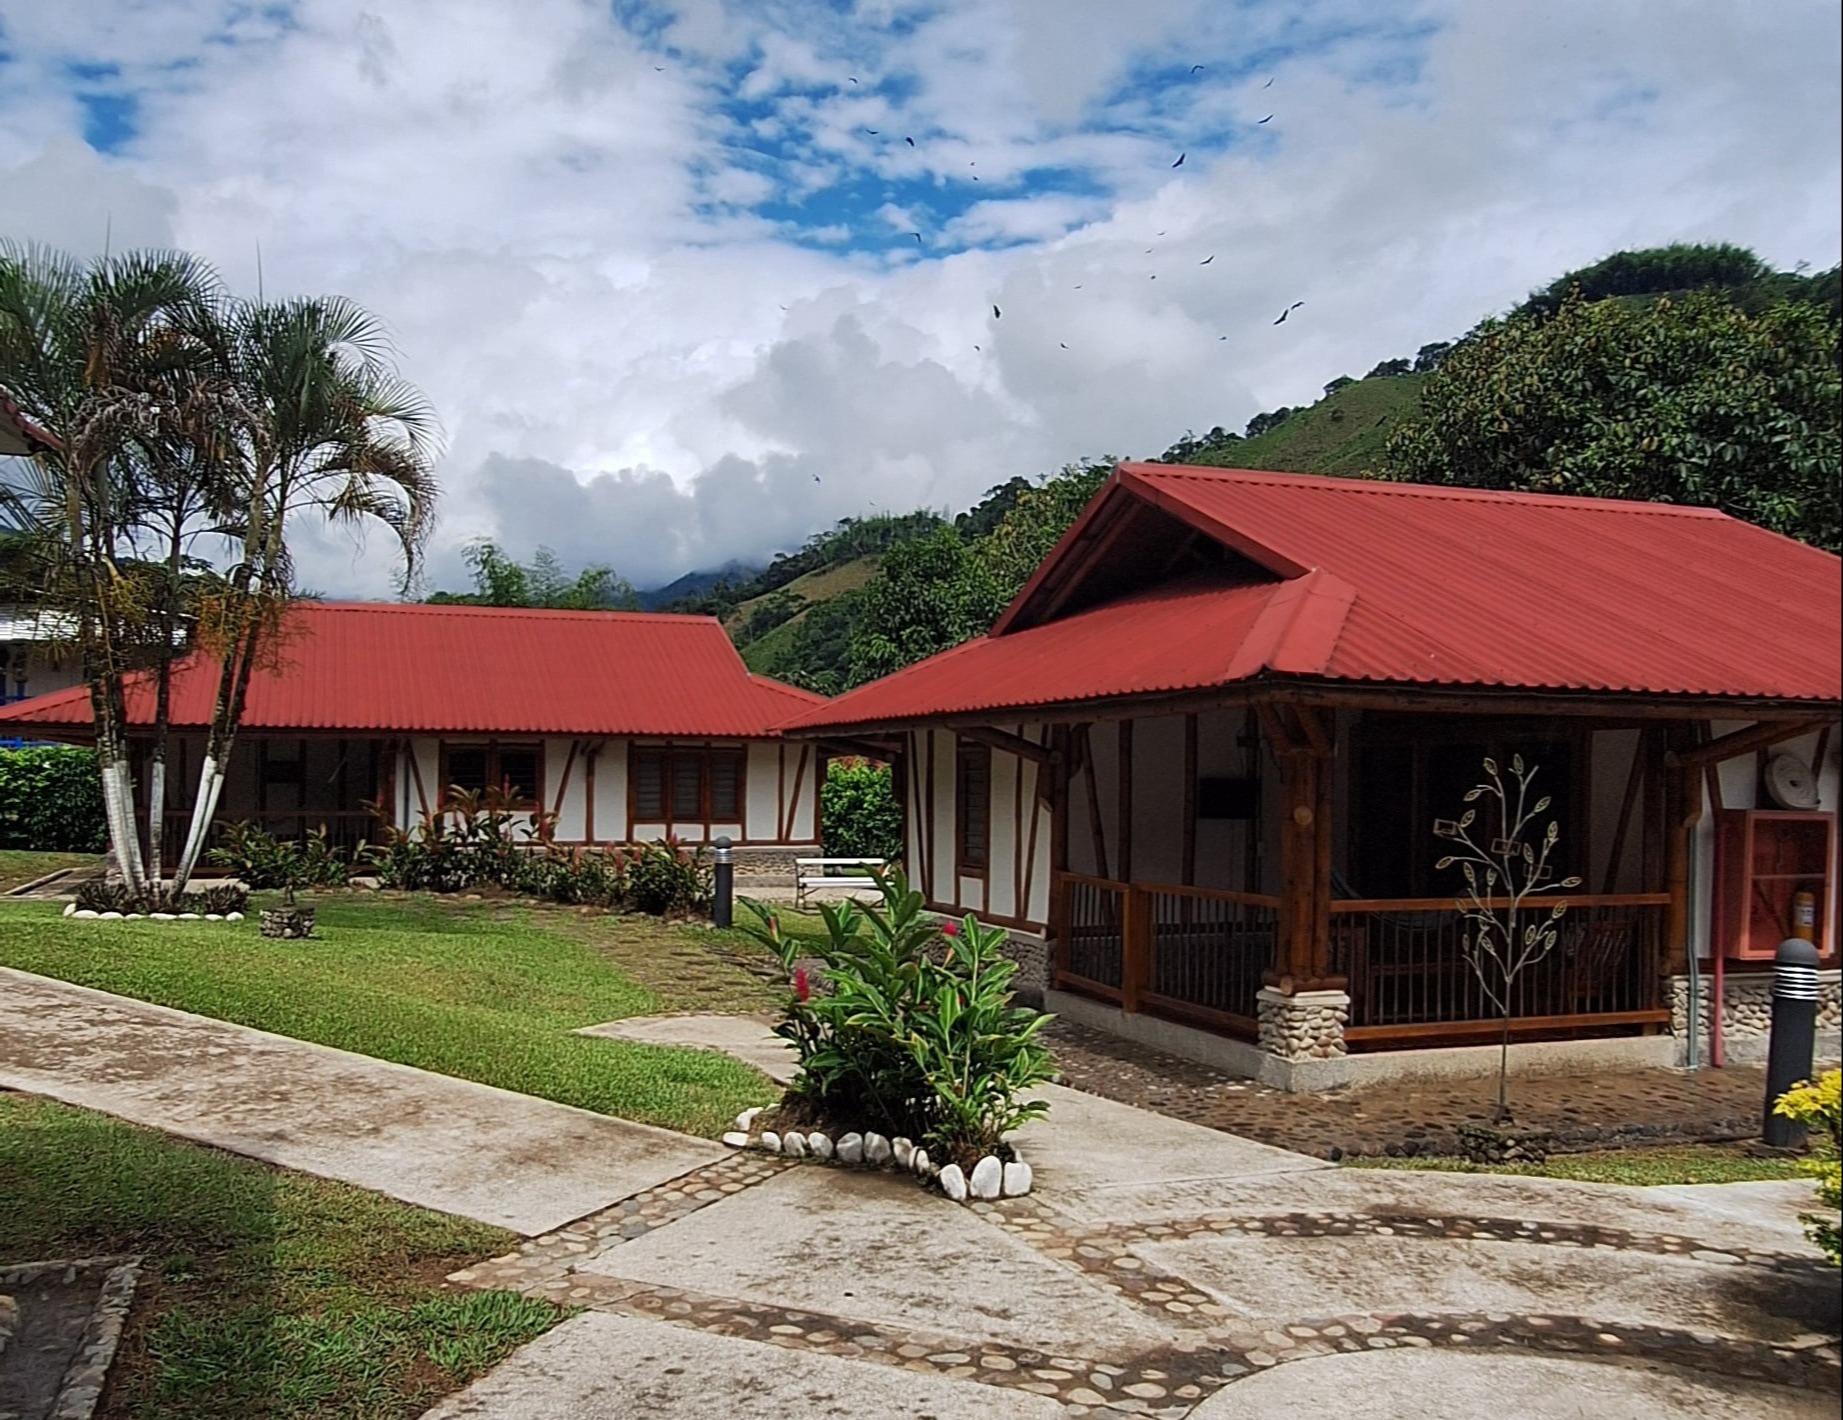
[1791,889,1817,946]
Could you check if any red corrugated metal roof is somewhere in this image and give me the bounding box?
[789,464,1842,730]
[0,601,824,737]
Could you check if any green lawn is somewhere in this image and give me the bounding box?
[0,893,773,1138]
[0,848,100,892]
[0,1093,561,1420]
[1346,1142,1803,1187]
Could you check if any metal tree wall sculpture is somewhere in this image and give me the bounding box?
[1434,755,1582,1123]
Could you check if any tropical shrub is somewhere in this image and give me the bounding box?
[362,785,553,892]
[0,745,106,852]
[820,759,902,862]
[621,838,712,916]
[1775,1069,1842,1266]
[207,822,350,891]
[740,870,1053,1165]
[74,879,249,916]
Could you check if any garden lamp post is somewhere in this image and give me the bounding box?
[712,836,734,929]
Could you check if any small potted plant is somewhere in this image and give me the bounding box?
[258,842,318,939]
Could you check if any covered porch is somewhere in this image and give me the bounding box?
[1026,691,1829,1080]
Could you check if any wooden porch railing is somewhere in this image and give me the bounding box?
[1327,893,1671,1045]
[1052,872,1280,1039]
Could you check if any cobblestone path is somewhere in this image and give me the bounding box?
[450,1150,1841,1418]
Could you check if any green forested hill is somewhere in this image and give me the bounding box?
[1185,373,1424,474]
[701,241,1840,693]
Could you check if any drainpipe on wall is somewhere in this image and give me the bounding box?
[1684,836,1701,1070]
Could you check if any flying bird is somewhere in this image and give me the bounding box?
[993,304,1002,319]
[1059,342,1068,349]
[973,344,981,351]
[1171,152,1186,168]
[912,232,923,243]
[865,128,879,135]
[1273,301,1304,324]
[813,475,822,482]
[905,136,915,147]
[1073,283,1083,289]
[1257,114,1273,124]
[848,76,859,84]
[1199,255,1214,265]
[1262,75,1274,88]
[1190,64,1205,73]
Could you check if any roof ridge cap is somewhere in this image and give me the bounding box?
[1131,464,1730,519]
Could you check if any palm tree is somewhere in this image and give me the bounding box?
[168,296,440,890]
[0,242,224,892]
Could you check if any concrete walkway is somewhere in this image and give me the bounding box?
[0,968,726,1235]
[4,982,1835,1417]
[433,1012,1839,1419]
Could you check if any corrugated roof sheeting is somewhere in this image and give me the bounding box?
[0,602,823,737]
[790,465,1841,731]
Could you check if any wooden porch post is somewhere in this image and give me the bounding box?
[1261,703,1337,992]
[1661,723,1699,983]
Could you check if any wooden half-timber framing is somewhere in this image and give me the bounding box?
[1258,701,1338,992]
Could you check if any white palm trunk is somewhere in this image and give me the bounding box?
[170,752,224,892]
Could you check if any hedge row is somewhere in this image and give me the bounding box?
[0,745,107,852]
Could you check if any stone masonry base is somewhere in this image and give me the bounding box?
[1669,968,1842,1066]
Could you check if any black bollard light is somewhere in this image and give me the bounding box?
[712,835,734,930]
[1762,935,1822,1149]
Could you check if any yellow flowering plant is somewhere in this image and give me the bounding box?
[1774,1069,1841,1267]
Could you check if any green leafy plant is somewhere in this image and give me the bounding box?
[740,870,1053,1164]
[820,759,902,861]
[362,786,554,893]
[1775,1069,1842,1266]
[621,837,711,916]
[0,746,106,852]
[206,822,352,893]
[73,879,249,916]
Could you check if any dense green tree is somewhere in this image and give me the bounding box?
[1517,243,1771,319]
[979,457,1112,603]
[429,540,637,610]
[845,528,1004,686]
[1383,291,1841,551]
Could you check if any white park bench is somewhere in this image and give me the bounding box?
[795,857,886,910]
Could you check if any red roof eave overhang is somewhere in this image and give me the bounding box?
[779,675,1843,741]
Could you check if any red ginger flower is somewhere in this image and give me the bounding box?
[941,920,960,937]
[794,966,811,1002]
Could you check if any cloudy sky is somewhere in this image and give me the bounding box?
[2,1,1839,595]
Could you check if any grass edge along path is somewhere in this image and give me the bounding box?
[0,1093,564,1420]
[0,894,770,1139]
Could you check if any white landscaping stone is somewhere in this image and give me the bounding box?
[808,1132,834,1160]
[62,902,77,917]
[969,1155,1003,1200]
[836,1133,864,1165]
[127,913,146,919]
[782,1132,808,1158]
[178,912,200,920]
[938,1163,968,1201]
[204,913,224,922]
[73,909,98,919]
[1002,1160,1033,1197]
[911,1147,931,1175]
[892,1137,914,1169]
[99,911,123,921]
[863,1133,891,1166]
[150,912,176,921]
[736,1107,763,1131]
[759,1131,782,1153]
[721,1131,749,1148]
[226,911,244,922]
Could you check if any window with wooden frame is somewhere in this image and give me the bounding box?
[439,741,543,807]
[955,740,991,876]
[1351,721,1584,900]
[629,745,746,828]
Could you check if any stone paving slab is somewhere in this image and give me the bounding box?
[0,968,725,1236]
[576,1162,1184,1353]
[1187,1346,1836,1420]
[578,1012,798,1085]
[1132,1232,1838,1342]
[416,1310,1064,1419]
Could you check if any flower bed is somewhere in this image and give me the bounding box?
[737,870,1053,1203]
[720,1106,1033,1203]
